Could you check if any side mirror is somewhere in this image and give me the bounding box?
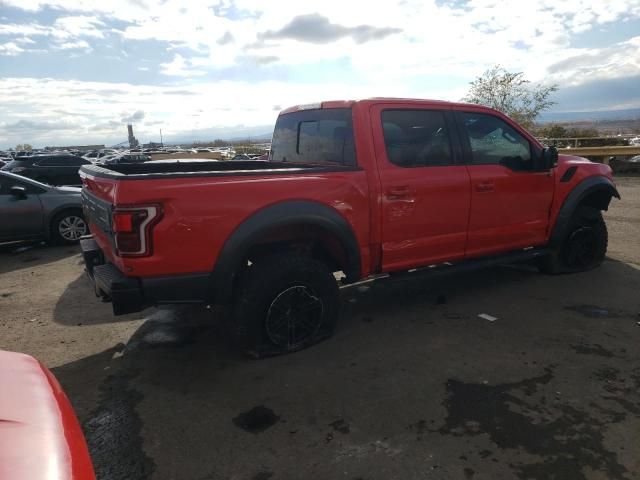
[539,146,558,170]
[10,185,27,199]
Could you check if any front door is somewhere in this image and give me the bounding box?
[0,176,44,241]
[455,109,555,258]
[372,105,471,271]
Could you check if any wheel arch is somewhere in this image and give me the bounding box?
[549,176,619,248]
[209,200,361,304]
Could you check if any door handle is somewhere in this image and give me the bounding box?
[387,186,412,199]
[475,182,495,193]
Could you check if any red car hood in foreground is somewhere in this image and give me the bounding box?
[0,350,95,480]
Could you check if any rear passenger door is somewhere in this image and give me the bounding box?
[455,110,554,257]
[371,105,471,271]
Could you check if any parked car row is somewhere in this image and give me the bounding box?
[0,150,156,186]
[609,154,640,173]
[1,154,91,186]
[230,153,268,160]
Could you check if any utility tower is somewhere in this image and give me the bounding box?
[127,124,139,148]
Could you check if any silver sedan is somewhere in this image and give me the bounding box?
[0,171,88,244]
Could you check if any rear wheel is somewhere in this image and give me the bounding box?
[230,254,339,357]
[51,209,87,244]
[540,206,607,274]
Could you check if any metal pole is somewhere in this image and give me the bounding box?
[160,129,164,148]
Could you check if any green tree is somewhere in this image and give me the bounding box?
[463,65,558,129]
[540,124,568,138]
[15,143,32,151]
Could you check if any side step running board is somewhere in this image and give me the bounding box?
[388,247,550,282]
[344,248,550,288]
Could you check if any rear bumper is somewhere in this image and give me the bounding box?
[80,235,210,315]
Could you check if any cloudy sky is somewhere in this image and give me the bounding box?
[1,0,639,148]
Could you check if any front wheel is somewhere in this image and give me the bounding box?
[230,254,340,357]
[540,206,608,274]
[51,210,88,244]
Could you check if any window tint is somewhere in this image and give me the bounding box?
[270,108,355,166]
[460,112,532,170]
[381,110,453,167]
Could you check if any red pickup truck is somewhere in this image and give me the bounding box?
[79,98,619,355]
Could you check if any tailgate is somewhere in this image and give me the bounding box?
[82,188,112,236]
[80,168,117,258]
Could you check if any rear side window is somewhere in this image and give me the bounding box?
[37,156,85,166]
[459,112,532,171]
[36,157,64,166]
[270,108,356,166]
[0,175,45,194]
[381,110,453,167]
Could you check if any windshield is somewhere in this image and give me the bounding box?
[270,108,356,166]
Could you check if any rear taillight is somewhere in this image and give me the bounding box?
[111,205,162,257]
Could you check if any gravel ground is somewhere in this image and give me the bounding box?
[0,176,639,480]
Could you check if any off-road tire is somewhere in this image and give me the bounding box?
[540,206,607,274]
[230,254,339,357]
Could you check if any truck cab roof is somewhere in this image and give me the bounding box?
[279,98,485,115]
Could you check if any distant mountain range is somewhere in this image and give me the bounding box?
[539,108,640,123]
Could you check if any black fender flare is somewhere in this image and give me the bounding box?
[209,200,361,304]
[548,176,620,248]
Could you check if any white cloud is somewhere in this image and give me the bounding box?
[1,1,640,80]
[0,41,24,56]
[546,36,640,86]
[0,15,104,40]
[0,15,103,54]
[55,39,92,51]
[0,22,51,36]
[0,0,640,147]
[160,54,206,77]
[15,37,36,45]
[0,75,443,147]
[52,15,105,39]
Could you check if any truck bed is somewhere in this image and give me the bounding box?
[81,160,358,179]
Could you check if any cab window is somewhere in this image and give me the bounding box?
[460,112,532,171]
[270,108,356,166]
[381,109,453,167]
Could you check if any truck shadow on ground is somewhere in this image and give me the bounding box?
[0,241,81,275]
[52,258,640,480]
[52,272,150,326]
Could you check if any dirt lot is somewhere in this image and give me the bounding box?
[1,177,639,480]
